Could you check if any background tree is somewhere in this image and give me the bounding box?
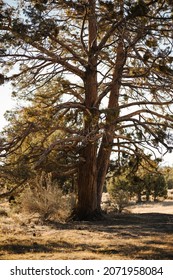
[143,172,167,201]
[0,79,78,193]
[167,178,173,190]
[127,155,167,202]
[108,155,167,203]
[0,0,173,219]
[161,166,173,190]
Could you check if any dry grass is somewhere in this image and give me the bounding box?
[20,173,75,222]
[0,200,173,260]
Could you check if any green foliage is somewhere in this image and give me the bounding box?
[107,176,130,213]
[0,78,80,191]
[167,179,173,190]
[108,155,168,203]
[128,175,144,203]
[153,174,167,200]
[143,173,167,201]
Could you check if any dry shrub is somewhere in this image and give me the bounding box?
[20,172,75,222]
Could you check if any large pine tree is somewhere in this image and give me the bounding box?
[0,0,173,219]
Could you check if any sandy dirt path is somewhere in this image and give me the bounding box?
[127,200,173,214]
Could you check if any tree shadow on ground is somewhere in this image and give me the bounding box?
[44,213,173,259]
[1,238,172,259]
[0,241,100,257]
[75,213,173,235]
[99,243,173,260]
[47,212,173,235]
[0,213,173,259]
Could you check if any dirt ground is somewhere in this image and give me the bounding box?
[0,200,173,260]
[127,199,173,214]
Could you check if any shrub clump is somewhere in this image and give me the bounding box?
[20,172,76,222]
[110,189,129,213]
[107,176,130,213]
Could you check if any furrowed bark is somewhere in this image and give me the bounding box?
[97,40,127,209]
[76,0,99,220]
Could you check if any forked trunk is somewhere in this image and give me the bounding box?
[73,2,126,220]
[76,137,113,220]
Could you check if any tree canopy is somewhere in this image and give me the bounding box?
[0,0,173,219]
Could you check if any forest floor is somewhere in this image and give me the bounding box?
[0,200,173,260]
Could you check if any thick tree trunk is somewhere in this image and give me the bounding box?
[73,0,100,220]
[73,2,127,221]
[76,143,98,220]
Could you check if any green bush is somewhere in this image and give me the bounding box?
[107,176,130,213]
